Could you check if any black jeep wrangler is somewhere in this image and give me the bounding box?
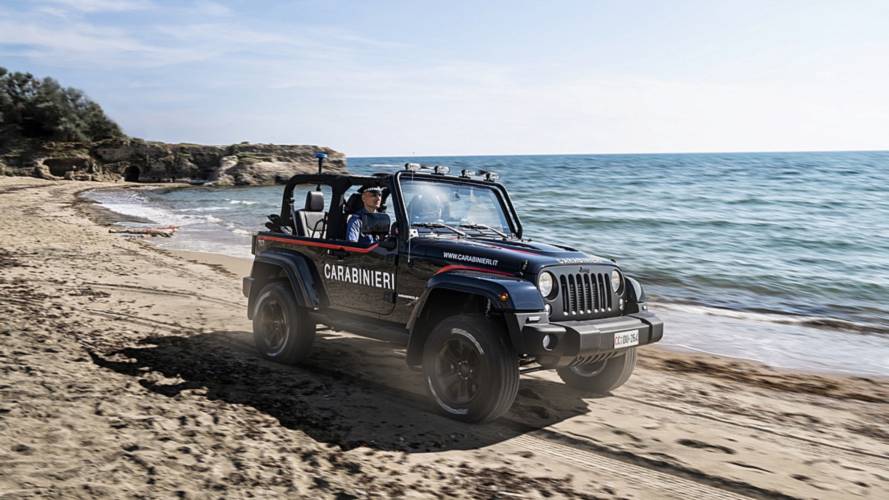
[243,161,663,422]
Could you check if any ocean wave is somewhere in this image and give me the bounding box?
[82,189,183,226]
[201,215,223,224]
[176,206,232,213]
[85,189,244,229]
[97,202,179,225]
[650,301,889,336]
[228,200,258,205]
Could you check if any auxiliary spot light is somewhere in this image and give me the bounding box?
[542,335,556,351]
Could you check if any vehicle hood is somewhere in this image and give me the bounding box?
[408,236,616,275]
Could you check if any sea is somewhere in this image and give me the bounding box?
[83,151,889,376]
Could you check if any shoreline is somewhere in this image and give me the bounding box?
[2,176,888,498]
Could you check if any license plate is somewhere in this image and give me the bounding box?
[614,330,639,349]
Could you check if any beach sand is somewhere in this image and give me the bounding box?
[1,177,887,498]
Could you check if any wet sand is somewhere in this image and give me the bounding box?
[1,177,888,499]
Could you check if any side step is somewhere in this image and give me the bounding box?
[311,311,409,346]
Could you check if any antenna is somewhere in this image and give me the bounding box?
[315,152,328,176]
[315,152,327,190]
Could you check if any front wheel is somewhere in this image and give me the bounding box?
[422,314,519,423]
[557,348,637,394]
[253,281,315,364]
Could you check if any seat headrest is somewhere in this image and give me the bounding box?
[304,191,324,212]
[344,192,364,215]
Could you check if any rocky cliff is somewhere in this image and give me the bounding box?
[0,137,346,185]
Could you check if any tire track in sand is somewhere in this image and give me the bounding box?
[80,282,245,309]
[611,394,889,462]
[202,333,777,499]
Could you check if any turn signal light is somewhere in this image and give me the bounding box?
[498,292,509,302]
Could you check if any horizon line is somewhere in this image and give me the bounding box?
[349,147,889,159]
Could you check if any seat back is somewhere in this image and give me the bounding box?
[344,192,363,215]
[341,192,365,238]
[294,191,326,238]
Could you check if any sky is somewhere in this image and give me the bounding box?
[1,0,888,157]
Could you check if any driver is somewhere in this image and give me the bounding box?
[408,192,446,223]
[346,186,382,244]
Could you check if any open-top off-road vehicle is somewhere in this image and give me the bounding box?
[243,157,663,422]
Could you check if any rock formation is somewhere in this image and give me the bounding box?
[0,137,346,185]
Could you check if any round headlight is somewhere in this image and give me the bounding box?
[538,271,555,299]
[611,270,623,293]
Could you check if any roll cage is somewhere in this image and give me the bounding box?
[279,170,524,242]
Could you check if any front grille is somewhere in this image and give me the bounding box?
[559,272,613,316]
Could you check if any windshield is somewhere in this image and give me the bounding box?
[400,178,513,237]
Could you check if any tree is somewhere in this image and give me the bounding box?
[0,66,124,142]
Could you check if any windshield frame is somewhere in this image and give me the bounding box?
[393,171,523,240]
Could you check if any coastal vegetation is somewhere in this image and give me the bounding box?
[0,67,342,184]
[0,66,123,143]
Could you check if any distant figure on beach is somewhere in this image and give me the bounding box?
[346,186,382,244]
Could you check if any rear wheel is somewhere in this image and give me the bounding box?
[253,281,315,364]
[557,348,637,394]
[422,314,519,423]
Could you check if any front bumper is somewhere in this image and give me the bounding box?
[520,311,663,368]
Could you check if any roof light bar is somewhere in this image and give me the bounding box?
[400,163,500,181]
[478,170,500,182]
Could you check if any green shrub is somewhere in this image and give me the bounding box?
[0,67,124,142]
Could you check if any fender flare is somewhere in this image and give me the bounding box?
[405,270,544,365]
[624,276,646,314]
[247,249,323,318]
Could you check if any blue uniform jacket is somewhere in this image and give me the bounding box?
[346,208,380,245]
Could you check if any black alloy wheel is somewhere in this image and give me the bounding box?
[257,298,288,357]
[252,281,315,364]
[433,335,483,406]
[423,314,519,423]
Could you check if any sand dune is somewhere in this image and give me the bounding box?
[1,177,887,498]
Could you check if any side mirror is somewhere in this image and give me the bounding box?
[379,237,397,250]
[361,212,392,236]
[265,214,283,232]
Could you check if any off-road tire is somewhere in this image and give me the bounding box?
[253,280,315,364]
[422,314,519,423]
[557,347,637,394]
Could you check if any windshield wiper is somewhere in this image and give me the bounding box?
[412,222,467,237]
[459,223,508,239]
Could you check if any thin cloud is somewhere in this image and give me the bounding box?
[189,0,232,17]
[43,0,157,13]
[0,19,210,67]
[1,1,405,72]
